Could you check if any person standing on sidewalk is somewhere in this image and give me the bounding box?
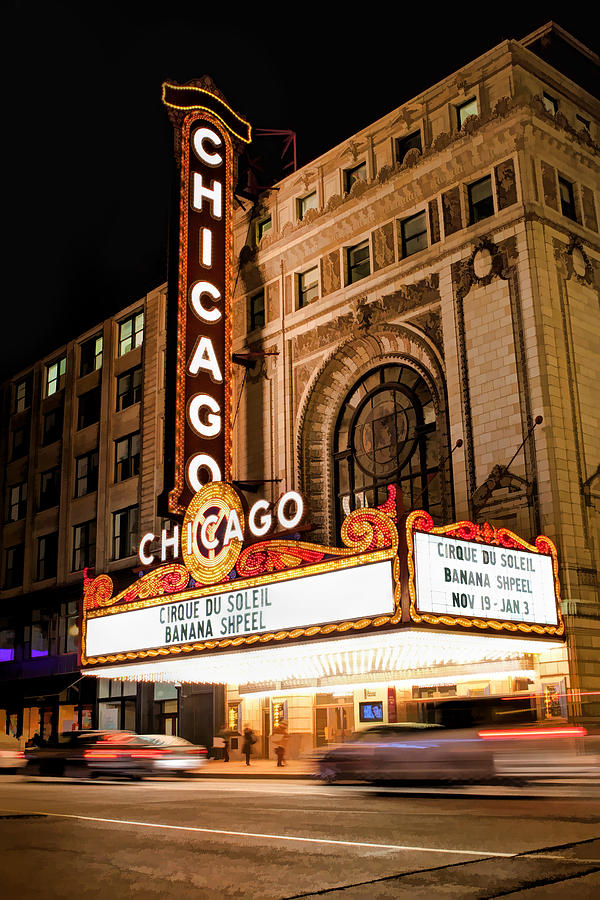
[242,726,256,766]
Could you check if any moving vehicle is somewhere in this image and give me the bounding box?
[137,734,208,775]
[0,734,26,772]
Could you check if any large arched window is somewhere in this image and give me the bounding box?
[334,364,441,529]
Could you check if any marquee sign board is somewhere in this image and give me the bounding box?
[406,510,564,637]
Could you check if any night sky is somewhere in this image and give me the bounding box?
[2,3,597,381]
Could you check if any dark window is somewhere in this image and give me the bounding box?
[8,482,27,522]
[468,176,494,224]
[29,609,52,658]
[113,506,138,560]
[80,335,103,376]
[116,366,142,411]
[11,421,30,460]
[396,130,422,164]
[78,386,101,429]
[542,92,558,116]
[72,521,96,571]
[39,468,61,510]
[347,240,370,284]
[249,290,265,331]
[115,432,141,482]
[37,532,58,581]
[4,544,24,589]
[457,97,478,128]
[15,375,32,413]
[334,364,440,533]
[298,192,317,219]
[256,217,272,242]
[298,267,319,308]
[401,211,428,257]
[558,177,577,221]
[118,311,144,356]
[344,162,367,193]
[75,450,99,497]
[576,114,590,132]
[45,357,66,397]
[58,601,79,654]
[0,626,16,662]
[42,405,64,445]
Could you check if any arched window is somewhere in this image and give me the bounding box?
[334,364,441,529]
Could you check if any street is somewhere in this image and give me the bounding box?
[0,777,599,897]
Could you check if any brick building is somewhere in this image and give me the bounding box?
[1,22,598,750]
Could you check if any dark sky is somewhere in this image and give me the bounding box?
[2,3,597,381]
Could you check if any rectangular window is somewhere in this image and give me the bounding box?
[8,482,27,522]
[15,375,32,413]
[344,162,366,193]
[114,432,141,482]
[401,211,428,257]
[0,627,16,662]
[30,610,52,658]
[45,356,66,397]
[11,422,29,460]
[40,467,61,510]
[72,521,97,571]
[249,290,265,331]
[298,191,317,220]
[118,311,144,356]
[347,240,370,284]
[298,267,319,308]
[468,175,494,224]
[4,545,24,589]
[457,97,478,129]
[396,130,422,164]
[58,601,79,654]
[558,176,577,221]
[37,532,58,581]
[77,386,102,430]
[75,450,99,497]
[113,506,138,560]
[42,405,64,445]
[543,92,558,116]
[256,217,272,242]
[80,335,103,376]
[116,366,142,411]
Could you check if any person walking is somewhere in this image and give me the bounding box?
[242,726,255,766]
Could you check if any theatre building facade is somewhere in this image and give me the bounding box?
[1,23,599,754]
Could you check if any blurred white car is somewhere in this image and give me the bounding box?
[138,734,208,775]
[0,734,26,771]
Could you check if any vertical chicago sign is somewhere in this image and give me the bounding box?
[161,81,251,514]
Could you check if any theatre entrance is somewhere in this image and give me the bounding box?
[314,694,354,747]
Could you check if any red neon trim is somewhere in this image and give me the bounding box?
[478,727,587,740]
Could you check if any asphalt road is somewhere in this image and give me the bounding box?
[0,777,599,898]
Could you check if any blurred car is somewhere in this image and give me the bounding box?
[477,725,600,780]
[26,730,162,780]
[138,734,208,775]
[317,723,495,784]
[0,734,26,772]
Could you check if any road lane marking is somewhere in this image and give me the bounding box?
[0,807,514,856]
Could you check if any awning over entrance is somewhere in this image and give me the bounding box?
[83,630,563,689]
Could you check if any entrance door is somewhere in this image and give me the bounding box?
[315,705,354,747]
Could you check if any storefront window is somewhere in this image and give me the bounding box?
[97,679,138,730]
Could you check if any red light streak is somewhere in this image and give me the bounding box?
[478,727,587,740]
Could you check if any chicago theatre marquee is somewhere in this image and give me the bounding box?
[78,48,593,757]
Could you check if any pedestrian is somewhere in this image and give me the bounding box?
[272,720,288,767]
[274,745,285,767]
[242,726,255,766]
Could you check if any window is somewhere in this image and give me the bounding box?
[8,482,27,522]
[113,506,138,560]
[75,450,99,497]
[457,97,478,129]
[15,375,32,413]
[39,467,61,510]
[558,176,577,221]
[118,311,144,356]
[42,405,63,445]
[72,521,96,571]
[256,216,272,242]
[37,532,58,581]
[11,422,29,460]
[80,335,103,376]
[98,679,137,730]
[344,162,366,193]
[57,601,79,654]
[298,267,319,308]
[115,432,140,482]
[77,386,101,430]
[0,626,15,662]
[543,92,558,116]
[334,364,440,531]
[468,175,494,224]
[298,191,317,220]
[116,366,142,411]
[401,211,428,258]
[45,356,66,397]
[29,610,52,658]
[576,114,590,132]
[249,290,265,331]
[347,240,370,284]
[396,130,422,164]
[4,544,24,589]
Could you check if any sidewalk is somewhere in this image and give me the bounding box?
[195,758,314,779]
